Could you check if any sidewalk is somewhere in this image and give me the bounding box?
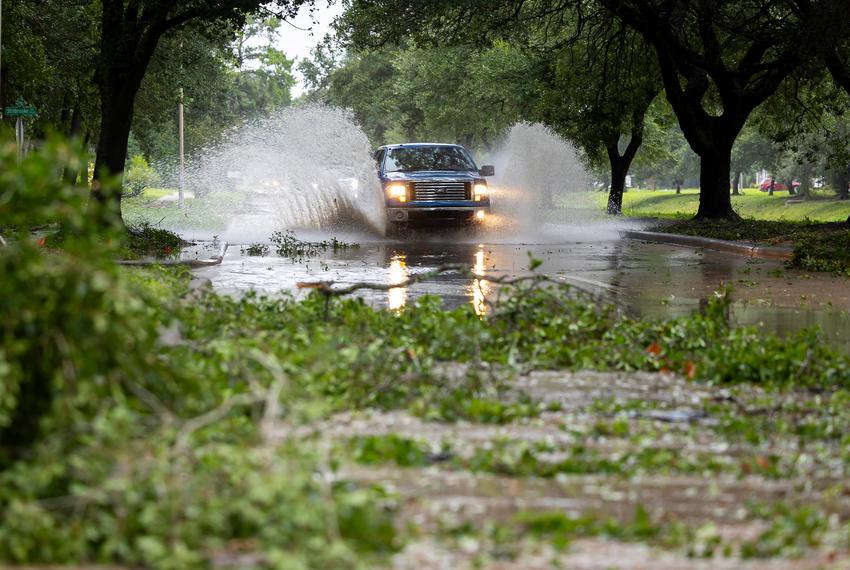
[620,229,794,260]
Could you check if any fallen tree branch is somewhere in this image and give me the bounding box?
[296,263,608,300]
[172,351,292,452]
[297,263,469,295]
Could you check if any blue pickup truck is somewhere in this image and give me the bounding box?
[374,143,494,229]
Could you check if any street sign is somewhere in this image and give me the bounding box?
[4,98,37,118]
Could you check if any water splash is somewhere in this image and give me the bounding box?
[488,123,595,236]
[159,105,386,241]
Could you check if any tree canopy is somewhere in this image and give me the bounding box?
[87,0,312,224]
[335,0,850,217]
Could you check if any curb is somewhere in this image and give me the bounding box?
[620,230,793,261]
[117,242,229,268]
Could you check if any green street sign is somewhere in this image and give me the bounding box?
[4,98,38,118]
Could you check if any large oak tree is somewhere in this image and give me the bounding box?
[536,13,661,215]
[597,0,849,218]
[338,0,850,219]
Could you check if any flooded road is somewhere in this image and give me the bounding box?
[183,219,850,568]
[190,223,850,352]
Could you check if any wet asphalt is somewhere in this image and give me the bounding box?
[186,221,850,353]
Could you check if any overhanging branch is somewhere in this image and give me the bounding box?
[826,49,850,97]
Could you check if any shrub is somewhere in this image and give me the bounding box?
[0,138,399,567]
[0,138,158,461]
[123,154,161,197]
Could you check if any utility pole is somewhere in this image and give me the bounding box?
[14,116,22,162]
[178,87,185,209]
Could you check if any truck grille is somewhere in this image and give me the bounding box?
[412,181,469,201]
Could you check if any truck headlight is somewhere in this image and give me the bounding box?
[474,183,488,201]
[387,183,407,202]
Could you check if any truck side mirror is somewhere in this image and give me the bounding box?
[479,165,495,177]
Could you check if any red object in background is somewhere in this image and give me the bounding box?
[38,238,46,247]
[759,179,801,192]
[163,246,173,255]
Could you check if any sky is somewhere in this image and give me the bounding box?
[275,3,345,97]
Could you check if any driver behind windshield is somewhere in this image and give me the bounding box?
[384,146,476,172]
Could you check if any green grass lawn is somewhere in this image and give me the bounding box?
[594,188,850,222]
[138,187,176,199]
[589,188,850,276]
[122,189,243,231]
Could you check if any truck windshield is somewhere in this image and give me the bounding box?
[384,146,476,172]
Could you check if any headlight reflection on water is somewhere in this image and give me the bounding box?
[388,255,408,311]
[387,249,490,315]
[470,247,491,316]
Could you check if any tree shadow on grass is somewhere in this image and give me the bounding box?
[628,193,699,208]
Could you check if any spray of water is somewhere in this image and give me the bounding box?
[155,104,385,242]
[487,123,603,240]
[144,114,620,245]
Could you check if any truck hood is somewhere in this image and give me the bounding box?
[383,170,479,181]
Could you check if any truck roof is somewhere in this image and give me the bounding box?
[378,143,463,149]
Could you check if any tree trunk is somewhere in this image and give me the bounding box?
[798,163,812,199]
[826,49,850,99]
[63,103,83,185]
[77,134,91,187]
[786,178,795,196]
[92,1,163,228]
[605,131,643,216]
[670,104,742,219]
[839,167,850,200]
[675,179,681,194]
[608,156,627,215]
[69,104,82,138]
[768,177,775,196]
[732,170,741,195]
[842,164,850,200]
[60,95,70,130]
[93,87,138,226]
[695,146,737,219]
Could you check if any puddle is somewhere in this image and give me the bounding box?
[187,226,850,352]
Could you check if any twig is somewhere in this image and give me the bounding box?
[171,350,293,451]
[174,392,263,451]
[249,349,290,444]
[317,437,342,543]
[711,394,821,419]
[795,348,814,380]
[123,380,176,425]
[53,331,77,383]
